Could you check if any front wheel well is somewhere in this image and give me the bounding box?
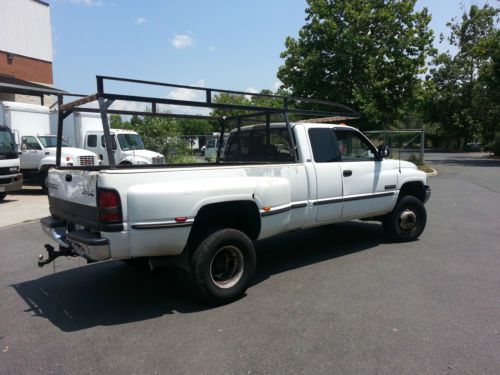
[188,201,261,248]
[39,164,55,173]
[399,181,426,202]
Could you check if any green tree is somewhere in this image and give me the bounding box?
[120,115,195,163]
[175,118,214,135]
[210,92,252,118]
[277,0,434,129]
[426,4,499,149]
[110,114,123,129]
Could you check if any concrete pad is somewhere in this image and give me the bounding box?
[0,184,49,228]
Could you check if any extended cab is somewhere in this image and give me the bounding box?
[39,77,431,305]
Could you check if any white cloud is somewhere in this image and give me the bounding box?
[167,79,205,101]
[171,34,194,49]
[208,46,216,53]
[69,0,104,6]
[273,81,282,91]
[135,17,146,26]
[245,86,258,100]
[163,79,210,116]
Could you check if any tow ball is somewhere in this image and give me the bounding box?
[38,244,74,267]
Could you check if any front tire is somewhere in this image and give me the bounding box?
[39,170,48,194]
[0,192,6,201]
[382,195,427,242]
[189,228,256,305]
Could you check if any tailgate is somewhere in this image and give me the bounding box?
[47,169,116,231]
[48,169,98,206]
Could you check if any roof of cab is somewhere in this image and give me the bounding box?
[230,122,357,133]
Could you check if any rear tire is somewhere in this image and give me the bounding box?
[0,192,6,201]
[121,258,149,269]
[189,228,256,305]
[382,195,427,242]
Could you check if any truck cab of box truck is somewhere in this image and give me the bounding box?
[0,125,23,201]
[0,101,99,191]
[53,112,165,166]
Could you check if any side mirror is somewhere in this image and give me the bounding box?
[377,145,391,160]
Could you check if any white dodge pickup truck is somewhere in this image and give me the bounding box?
[40,76,430,305]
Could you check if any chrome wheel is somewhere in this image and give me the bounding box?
[210,245,244,289]
[399,209,417,231]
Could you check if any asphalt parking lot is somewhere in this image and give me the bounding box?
[0,184,48,228]
[0,153,499,374]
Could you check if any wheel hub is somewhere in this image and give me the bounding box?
[210,245,244,289]
[399,209,417,231]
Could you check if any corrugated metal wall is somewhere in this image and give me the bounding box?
[0,0,53,62]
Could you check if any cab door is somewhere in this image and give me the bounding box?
[85,134,103,164]
[334,128,397,218]
[20,136,43,169]
[308,128,344,222]
[99,134,117,165]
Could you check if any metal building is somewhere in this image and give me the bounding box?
[0,0,64,104]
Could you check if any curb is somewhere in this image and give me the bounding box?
[426,167,438,177]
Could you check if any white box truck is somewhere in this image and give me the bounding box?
[0,125,23,200]
[0,101,99,191]
[53,112,164,165]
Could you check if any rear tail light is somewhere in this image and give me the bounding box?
[98,189,122,222]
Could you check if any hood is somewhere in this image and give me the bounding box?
[383,159,418,170]
[61,147,99,158]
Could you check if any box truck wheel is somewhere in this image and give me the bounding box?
[39,170,48,194]
[189,228,256,305]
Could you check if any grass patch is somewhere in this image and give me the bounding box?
[418,164,434,174]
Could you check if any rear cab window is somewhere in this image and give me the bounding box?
[222,126,294,163]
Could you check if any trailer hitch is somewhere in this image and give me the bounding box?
[38,244,75,267]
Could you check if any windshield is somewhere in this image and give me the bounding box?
[0,128,16,154]
[38,136,70,148]
[117,133,145,151]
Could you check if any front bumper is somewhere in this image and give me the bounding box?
[0,173,23,193]
[40,216,110,262]
[424,185,431,203]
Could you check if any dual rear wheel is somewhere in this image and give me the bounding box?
[188,228,256,305]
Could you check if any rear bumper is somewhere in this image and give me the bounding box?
[424,185,431,204]
[40,216,111,261]
[0,173,23,193]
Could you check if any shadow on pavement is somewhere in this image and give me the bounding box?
[12,221,386,332]
[10,184,44,196]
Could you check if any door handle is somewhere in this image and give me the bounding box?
[343,170,352,177]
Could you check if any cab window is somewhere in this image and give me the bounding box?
[334,129,375,161]
[87,134,97,148]
[308,128,341,162]
[21,136,42,150]
[101,135,117,150]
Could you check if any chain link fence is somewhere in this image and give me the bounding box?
[365,129,425,164]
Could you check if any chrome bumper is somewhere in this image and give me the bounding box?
[40,216,110,261]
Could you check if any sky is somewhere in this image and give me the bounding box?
[46,0,498,99]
